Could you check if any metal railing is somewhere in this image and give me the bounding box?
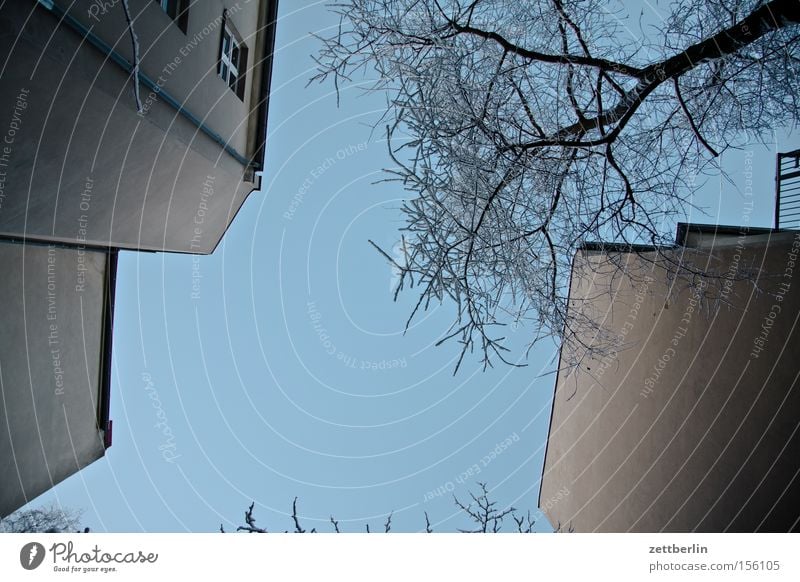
[776,149,800,229]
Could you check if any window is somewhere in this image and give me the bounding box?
[156,0,189,34]
[218,15,248,100]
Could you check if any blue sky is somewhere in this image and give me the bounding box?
[23,0,799,532]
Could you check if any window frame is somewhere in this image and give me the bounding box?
[219,28,240,91]
[217,13,248,101]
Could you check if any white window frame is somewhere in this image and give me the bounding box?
[219,26,240,91]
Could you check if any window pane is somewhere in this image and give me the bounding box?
[231,45,239,68]
[222,32,230,57]
[220,63,228,82]
[229,72,237,90]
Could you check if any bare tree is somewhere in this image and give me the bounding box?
[222,483,545,532]
[453,481,518,532]
[0,505,88,533]
[311,0,800,371]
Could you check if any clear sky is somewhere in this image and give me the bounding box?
[22,0,799,532]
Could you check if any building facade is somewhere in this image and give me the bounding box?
[539,224,800,532]
[0,0,277,517]
[0,239,115,516]
[0,0,277,253]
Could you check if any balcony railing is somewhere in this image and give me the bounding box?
[776,149,800,229]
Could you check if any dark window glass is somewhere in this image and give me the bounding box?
[156,0,188,34]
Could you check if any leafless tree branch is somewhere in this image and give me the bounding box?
[224,484,547,533]
[120,0,143,112]
[310,0,799,371]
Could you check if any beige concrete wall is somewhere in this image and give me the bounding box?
[540,230,800,532]
[0,1,269,252]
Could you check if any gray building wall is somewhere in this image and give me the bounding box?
[0,240,114,517]
[0,0,275,253]
[0,0,277,516]
[540,229,800,532]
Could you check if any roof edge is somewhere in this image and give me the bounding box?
[98,249,118,449]
[252,0,279,172]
